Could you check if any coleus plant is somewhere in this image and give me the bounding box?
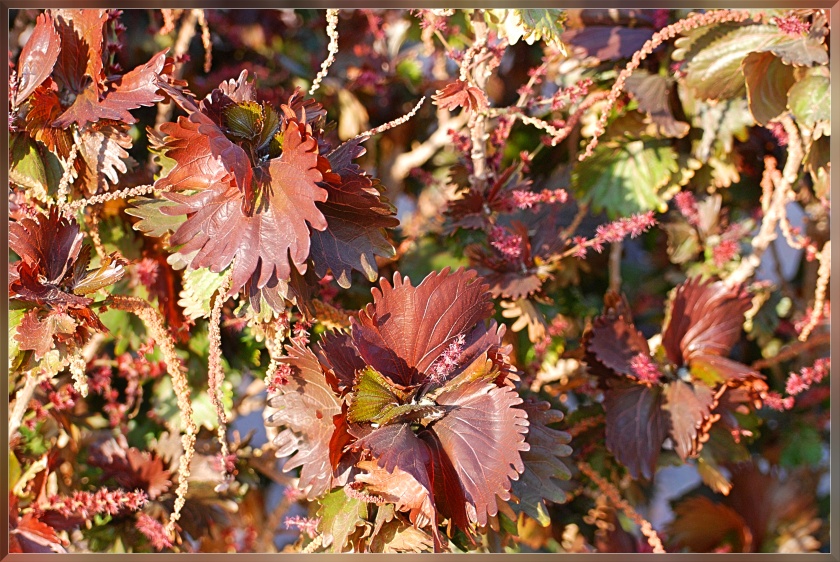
[132,70,398,313]
[9,9,169,195]
[265,268,571,551]
[9,208,126,364]
[582,276,768,480]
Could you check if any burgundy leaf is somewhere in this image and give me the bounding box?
[355,459,436,530]
[53,50,167,128]
[584,297,650,381]
[661,277,752,367]
[603,379,667,480]
[165,119,327,295]
[14,12,61,107]
[52,9,107,94]
[154,111,250,192]
[509,399,572,522]
[432,79,489,112]
[351,268,494,386]
[24,83,74,155]
[9,207,83,284]
[317,330,368,396]
[432,376,529,526]
[309,145,399,288]
[15,309,76,360]
[266,338,345,499]
[662,379,717,460]
[89,441,172,500]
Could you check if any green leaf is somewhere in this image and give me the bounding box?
[317,489,368,552]
[10,134,48,192]
[573,139,677,218]
[780,425,823,468]
[9,453,21,492]
[516,9,565,45]
[764,34,828,67]
[788,73,830,126]
[8,304,27,367]
[178,267,228,321]
[126,196,187,238]
[684,25,789,100]
[347,366,423,425]
[742,52,796,125]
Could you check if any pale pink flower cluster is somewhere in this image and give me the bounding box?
[785,358,830,396]
[630,353,662,384]
[285,516,320,539]
[510,188,569,210]
[489,226,524,261]
[39,489,147,520]
[773,14,811,36]
[428,333,466,384]
[136,513,173,550]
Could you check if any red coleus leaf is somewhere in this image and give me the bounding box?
[89,439,172,500]
[164,118,327,295]
[602,378,668,480]
[430,371,529,527]
[267,269,535,543]
[446,165,531,231]
[15,309,77,360]
[53,50,167,128]
[661,276,752,369]
[508,399,573,523]
[266,338,347,500]
[9,495,66,554]
[583,277,765,479]
[52,9,107,95]
[155,75,335,305]
[13,12,61,107]
[10,206,83,284]
[662,379,717,460]
[355,459,436,529]
[309,139,399,288]
[25,82,74,155]
[351,268,495,387]
[432,79,489,112]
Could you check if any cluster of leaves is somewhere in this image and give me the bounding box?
[7,7,830,554]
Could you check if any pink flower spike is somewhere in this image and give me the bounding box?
[630,353,661,384]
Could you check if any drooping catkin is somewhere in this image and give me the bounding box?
[309,9,340,95]
[578,461,666,553]
[580,10,755,161]
[66,184,158,213]
[798,240,830,342]
[207,270,233,482]
[109,295,195,540]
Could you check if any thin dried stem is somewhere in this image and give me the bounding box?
[727,115,803,286]
[798,240,830,341]
[578,461,666,553]
[195,9,212,73]
[467,10,490,189]
[354,96,426,141]
[155,9,199,129]
[83,207,108,260]
[208,270,233,480]
[8,371,43,445]
[108,295,194,540]
[309,9,340,96]
[580,9,754,161]
[751,331,831,371]
[608,241,623,293]
[56,141,79,209]
[66,184,158,213]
